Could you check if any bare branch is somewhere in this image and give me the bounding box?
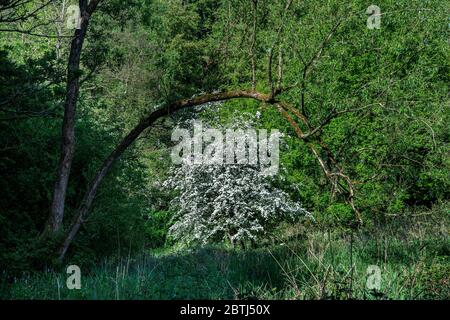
[249,0,258,90]
[299,16,343,116]
[267,0,293,97]
[0,0,52,23]
[276,47,283,90]
[268,48,274,95]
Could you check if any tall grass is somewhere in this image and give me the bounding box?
[1,210,448,300]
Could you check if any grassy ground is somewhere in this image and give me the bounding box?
[1,213,448,300]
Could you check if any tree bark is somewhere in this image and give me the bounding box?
[47,0,100,234]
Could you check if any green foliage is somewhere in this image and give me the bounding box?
[0,0,448,300]
[143,210,172,248]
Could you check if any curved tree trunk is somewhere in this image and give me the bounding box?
[57,89,362,260]
[56,9,362,260]
[58,90,270,260]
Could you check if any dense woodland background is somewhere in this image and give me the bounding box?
[0,0,448,299]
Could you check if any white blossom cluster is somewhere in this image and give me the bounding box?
[171,120,280,176]
[163,162,311,246]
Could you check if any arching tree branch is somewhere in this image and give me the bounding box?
[57,86,365,260]
[58,90,270,260]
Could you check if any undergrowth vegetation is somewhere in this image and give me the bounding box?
[2,205,448,300]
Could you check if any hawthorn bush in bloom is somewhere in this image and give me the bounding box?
[164,163,310,246]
